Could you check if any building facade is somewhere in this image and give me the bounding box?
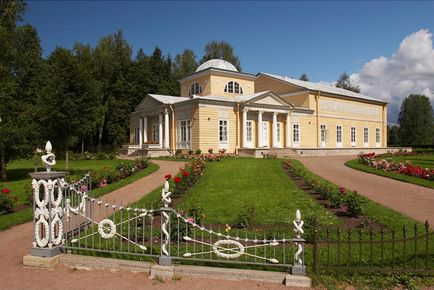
[124,59,388,157]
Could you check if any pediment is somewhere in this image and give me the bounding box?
[246,91,293,108]
[135,95,164,111]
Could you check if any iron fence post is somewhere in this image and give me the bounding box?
[313,222,319,275]
[159,180,172,266]
[291,209,307,275]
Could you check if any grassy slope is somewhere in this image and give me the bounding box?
[0,160,159,231]
[345,159,434,189]
[390,155,434,168]
[179,158,337,226]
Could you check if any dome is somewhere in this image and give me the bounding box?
[196,59,238,72]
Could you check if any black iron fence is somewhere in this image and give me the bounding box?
[312,222,433,274]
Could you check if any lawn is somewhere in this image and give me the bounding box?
[390,155,434,168]
[0,159,159,231]
[345,157,434,189]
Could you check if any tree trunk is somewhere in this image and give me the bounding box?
[65,144,69,172]
[1,155,7,181]
[81,138,84,154]
[97,115,106,153]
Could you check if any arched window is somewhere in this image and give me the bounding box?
[224,81,243,94]
[189,82,202,96]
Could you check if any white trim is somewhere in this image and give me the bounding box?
[245,120,253,148]
[280,90,310,98]
[293,123,300,148]
[285,113,291,148]
[143,116,148,143]
[176,119,191,149]
[320,124,327,148]
[245,106,290,114]
[261,121,270,148]
[363,127,369,148]
[375,128,381,148]
[276,122,283,148]
[318,113,382,122]
[138,117,143,145]
[218,119,229,149]
[350,126,356,147]
[257,111,263,148]
[164,110,170,149]
[198,103,235,109]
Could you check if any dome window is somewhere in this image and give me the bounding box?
[189,82,202,96]
[224,81,243,94]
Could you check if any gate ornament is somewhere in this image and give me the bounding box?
[41,141,56,172]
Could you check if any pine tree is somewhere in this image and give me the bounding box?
[299,73,309,81]
[173,49,198,80]
[335,72,360,93]
[200,41,241,71]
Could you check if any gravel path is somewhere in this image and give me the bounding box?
[295,155,434,228]
[0,160,296,290]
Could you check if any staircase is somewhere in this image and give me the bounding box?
[268,148,298,158]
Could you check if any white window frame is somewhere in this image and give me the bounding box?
[336,125,343,148]
[320,124,327,148]
[293,123,300,147]
[152,124,159,143]
[276,122,283,148]
[364,127,369,147]
[350,126,356,147]
[376,128,381,148]
[177,119,191,149]
[189,82,202,96]
[224,81,243,94]
[262,121,270,148]
[218,119,229,149]
[246,120,253,147]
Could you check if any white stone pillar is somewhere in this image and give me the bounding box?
[143,116,148,143]
[159,113,163,148]
[272,112,278,148]
[138,117,143,146]
[286,113,291,148]
[242,109,248,148]
[164,109,170,149]
[257,111,263,148]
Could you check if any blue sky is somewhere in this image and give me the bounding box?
[24,1,434,122]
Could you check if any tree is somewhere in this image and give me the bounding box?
[398,94,434,146]
[335,72,360,93]
[387,125,400,146]
[173,49,198,80]
[38,47,98,171]
[299,73,309,81]
[200,41,241,71]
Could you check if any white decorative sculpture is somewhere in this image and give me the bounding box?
[41,141,56,172]
[160,180,171,262]
[293,209,304,265]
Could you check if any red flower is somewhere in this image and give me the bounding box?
[1,188,11,194]
[182,171,189,177]
[174,176,181,183]
[339,187,346,194]
[164,174,172,180]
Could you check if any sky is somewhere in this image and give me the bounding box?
[24,1,434,123]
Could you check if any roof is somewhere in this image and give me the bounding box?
[148,94,189,104]
[258,73,386,103]
[196,59,238,72]
[191,91,268,103]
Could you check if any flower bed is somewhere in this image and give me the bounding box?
[0,187,16,214]
[87,158,149,189]
[164,148,237,161]
[359,152,434,181]
[283,160,366,218]
[165,158,206,198]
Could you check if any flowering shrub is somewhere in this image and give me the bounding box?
[359,152,434,180]
[89,158,149,189]
[283,160,366,218]
[171,200,205,241]
[262,152,277,159]
[0,187,15,214]
[167,158,206,198]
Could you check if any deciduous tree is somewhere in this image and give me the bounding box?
[335,72,360,93]
[200,41,241,71]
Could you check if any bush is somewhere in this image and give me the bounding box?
[0,187,15,214]
[175,149,182,156]
[195,149,202,155]
[235,202,255,229]
[188,150,193,155]
[345,191,366,217]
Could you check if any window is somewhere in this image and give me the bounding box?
[351,127,356,145]
[152,124,159,142]
[189,82,202,96]
[177,120,191,148]
[224,81,243,94]
[336,125,342,144]
[246,121,253,142]
[293,124,300,143]
[134,127,140,144]
[364,128,369,144]
[219,120,228,143]
[276,122,282,142]
[376,128,381,144]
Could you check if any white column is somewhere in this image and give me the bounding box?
[242,109,248,148]
[164,109,170,149]
[138,117,143,146]
[159,113,163,148]
[257,111,263,148]
[143,116,148,143]
[272,112,278,148]
[286,113,291,148]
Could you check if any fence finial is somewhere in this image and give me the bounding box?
[41,141,56,172]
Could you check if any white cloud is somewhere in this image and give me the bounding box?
[351,29,434,122]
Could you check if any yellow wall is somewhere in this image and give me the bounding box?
[255,75,301,95]
[209,74,255,97]
[180,74,211,97]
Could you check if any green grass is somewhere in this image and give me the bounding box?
[0,159,159,231]
[345,159,434,189]
[390,155,434,169]
[179,158,338,226]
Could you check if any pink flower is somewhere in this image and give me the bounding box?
[187,217,194,223]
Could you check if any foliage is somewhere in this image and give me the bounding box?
[200,40,241,71]
[235,202,255,229]
[0,187,15,214]
[195,149,201,155]
[167,158,206,198]
[299,73,309,81]
[335,72,360,93]
[398,94,434,146]
[173,49,198,80]
[387,125,400,146]
[345,191,366,217]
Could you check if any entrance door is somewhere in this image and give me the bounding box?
[320,124,327,148]
[262,121,270,148]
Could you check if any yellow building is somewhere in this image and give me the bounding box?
[124,59,389,157]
